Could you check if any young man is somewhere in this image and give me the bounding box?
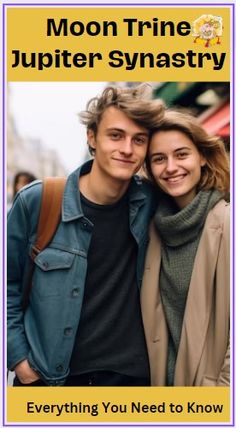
[7,85,164,386]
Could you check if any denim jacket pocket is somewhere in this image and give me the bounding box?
[33,248,75,298]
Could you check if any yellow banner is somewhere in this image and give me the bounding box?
[6,6,230,81]
[7,386,230,423]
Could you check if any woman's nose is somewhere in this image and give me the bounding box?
[165,157,178,173]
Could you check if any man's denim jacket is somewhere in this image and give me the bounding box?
[7,160,156,385]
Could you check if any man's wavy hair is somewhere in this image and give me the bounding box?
[79,85,165,156]
[145,109,230,196]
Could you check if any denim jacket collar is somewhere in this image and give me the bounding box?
[62,160,148,222]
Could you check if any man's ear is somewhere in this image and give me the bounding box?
[87,129,96,150]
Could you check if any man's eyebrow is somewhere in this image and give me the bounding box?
[106,128,149,136]
[131,131,149,137]
[106,127,123,131]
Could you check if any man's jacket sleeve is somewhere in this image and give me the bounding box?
[7,192,32,370]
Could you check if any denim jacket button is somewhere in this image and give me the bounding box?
[43,262,49,269]
[64,327,72,336]
[71,288,79,297]
[56,364,63,372]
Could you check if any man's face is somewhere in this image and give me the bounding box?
[88,106,149,183]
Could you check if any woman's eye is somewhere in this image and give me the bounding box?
[177,152,188,158]
[151,156,165,164]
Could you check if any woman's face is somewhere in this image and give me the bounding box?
[149,130,206,209]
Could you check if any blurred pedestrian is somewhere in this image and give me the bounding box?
[13,171,37,198]
[7,171,37,213]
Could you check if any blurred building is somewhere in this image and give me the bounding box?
[7,88,66,204]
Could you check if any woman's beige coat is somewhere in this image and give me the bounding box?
[141,200,230,386]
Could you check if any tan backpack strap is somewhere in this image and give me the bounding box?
[23,177,66,312]
[31,177,66,260]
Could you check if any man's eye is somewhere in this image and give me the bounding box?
[110,133,122,140]
[134,137,148,145]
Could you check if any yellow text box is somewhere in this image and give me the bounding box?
[7,386,230,424]
[6,6,231,81]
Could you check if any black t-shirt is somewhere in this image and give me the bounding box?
[69,192,150,380]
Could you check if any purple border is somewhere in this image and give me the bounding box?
[2,2,235,427]
[232,1,235,426]
[3,1,6,426]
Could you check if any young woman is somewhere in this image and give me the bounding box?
[141,110,230,386]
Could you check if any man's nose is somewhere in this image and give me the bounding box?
[120,138,133,155]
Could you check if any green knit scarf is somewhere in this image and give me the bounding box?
[154,189,223,385]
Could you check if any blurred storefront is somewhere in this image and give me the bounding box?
[153,82,230,148]
[198,100,230,150]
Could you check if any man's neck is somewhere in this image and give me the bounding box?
[79,168,130,205]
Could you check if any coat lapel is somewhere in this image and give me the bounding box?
[174,209,223,385]
[141,222,168,385]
